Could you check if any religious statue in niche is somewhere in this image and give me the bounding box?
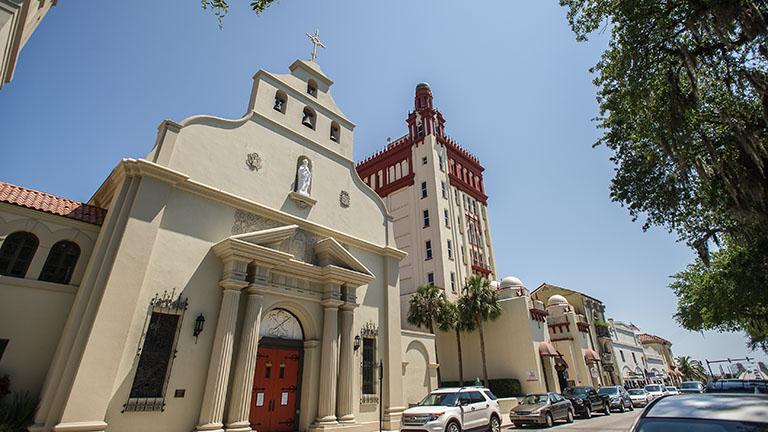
[296,158,312,196]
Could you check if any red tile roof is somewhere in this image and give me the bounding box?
[0,181,107,226]
[638,333,672,346]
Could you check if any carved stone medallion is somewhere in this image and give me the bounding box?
[246,152,262,171]
[339,190,350,208]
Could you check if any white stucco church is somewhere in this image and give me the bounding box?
[0,52,438,432]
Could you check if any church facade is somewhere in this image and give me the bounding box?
[0,58,423,432]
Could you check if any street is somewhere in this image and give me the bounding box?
[504,409,641,432]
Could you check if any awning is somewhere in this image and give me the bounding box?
[539,341,559,357]
[584,349,600,363]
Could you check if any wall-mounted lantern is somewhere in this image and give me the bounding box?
[353,335,361,351]
[193,314,205,343]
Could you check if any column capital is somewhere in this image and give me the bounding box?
[340,302,358,312]
[245,283,268,296]
[219,278,248,291]
[321,298,344,308]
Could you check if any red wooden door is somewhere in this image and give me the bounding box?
[249,346,301,432]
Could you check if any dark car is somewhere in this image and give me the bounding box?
[678,381,704,394]
[597,386,634,412]
[562,386,610,418]
[630,394,768,431]
[509,392,574,428]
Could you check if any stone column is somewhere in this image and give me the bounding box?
[336,305,356,423]
[315,300,341,425]
[224,286,265,432]
[195,279,248,432]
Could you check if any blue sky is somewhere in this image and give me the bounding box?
[1,0,764,364]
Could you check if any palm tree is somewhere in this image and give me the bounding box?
[676,356,708,382]
[407,284,451,385]
[457,275,501,387]
[442,301,474,386]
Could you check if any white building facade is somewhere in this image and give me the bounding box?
[608,320,648,387]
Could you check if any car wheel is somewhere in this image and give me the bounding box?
[544,413,554,428]
[566,409,574,423]
[446,420,461,432]
[618,401,625,413]
[583,405,591,419]
[489,416,501,432]
[603,403,611,415]
[628,401,635,411]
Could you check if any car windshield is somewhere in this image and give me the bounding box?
[665,387,677,391]
[680,382,701,389]
[521,394,549,405]
[646,385,662,392]
[598,387,619,395]
[419,392,459,407]
[562,387,588,396]
[628,389,645,395]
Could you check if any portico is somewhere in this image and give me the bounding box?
[195,225,374,432]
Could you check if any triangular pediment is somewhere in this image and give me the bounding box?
[314,237,372,276]
[231,224,298,249]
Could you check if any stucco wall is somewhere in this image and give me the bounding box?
[0,206,99,398]
[401,330,437,406]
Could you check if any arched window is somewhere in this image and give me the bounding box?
[39,240,80,284]
[273,90,287,114]
[307,79,317,96]
[301,107,316,130]
[330,121,340,142]
[0,231,39,278]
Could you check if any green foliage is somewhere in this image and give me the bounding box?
[457,276,502,327]
[407,284,452,333]
[559,0,768,350]
[594,319,610,329]
[0,392,37,432]
[671,238,768,351]
[675,356,709,382]
[201,0,278,27]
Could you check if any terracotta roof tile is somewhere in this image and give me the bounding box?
[638,333,672,346]
[0,181,107,226]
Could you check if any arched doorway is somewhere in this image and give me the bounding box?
[554,357,570,391]
[250,309,304,432]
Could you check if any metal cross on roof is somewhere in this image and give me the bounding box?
[305,29,325,62]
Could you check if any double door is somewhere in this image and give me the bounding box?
[249,345,302,432]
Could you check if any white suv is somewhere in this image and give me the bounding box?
[400,387,502,432]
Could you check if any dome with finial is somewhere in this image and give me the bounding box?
[547,294,568,307]
[416,82,430,89]
[499,276,523,289]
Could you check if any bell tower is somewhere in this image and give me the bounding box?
[407,83,446,140]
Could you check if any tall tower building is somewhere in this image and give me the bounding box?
[357,83,497,325]
[0,0,57,89]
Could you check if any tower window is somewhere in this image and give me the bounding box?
[422,156,428,165]
[447,240,453,260]
[416,123,425,137]
[39,240,80,284]
[425,240,432,260]
[441,181,448,199]
[301,107,316,130]
[423,210,430,228]
[444,209,450,227]
[273,90,287,113]
[307,79,318,96]
[0,231,39,278]
[450,272,456,293]
[421,182,428,199]
[427,272,435,286]
[330,121,340,142]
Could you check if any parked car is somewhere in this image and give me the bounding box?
[665,386,680,395]
[509,392,574,428]
[561,386,610,418]
[627,389,651,407]
[706,379,768,394]
[597,386,634,412]
[400,387,502,432]
[678,381,705,394]
[629,394,768,431]
[644,384,667,399]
